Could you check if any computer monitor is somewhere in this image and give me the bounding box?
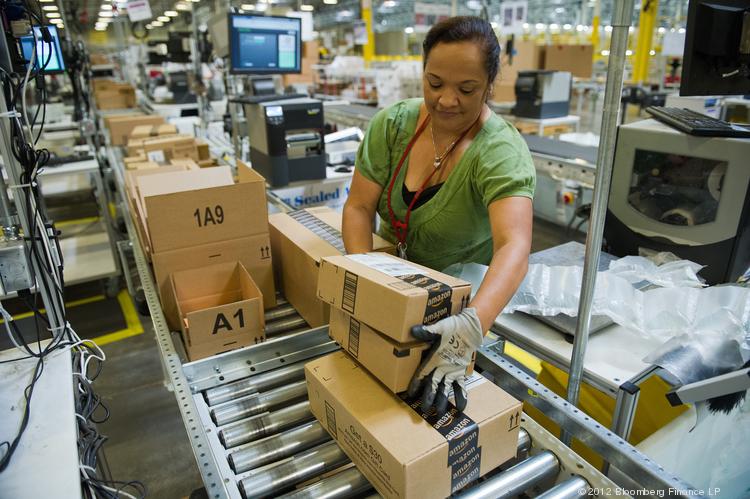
[228,14,301,75]
[680,0,750,96]
[19,25,66,74]
[604,119,750,285]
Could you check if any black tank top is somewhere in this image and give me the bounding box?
[402,182,444,210]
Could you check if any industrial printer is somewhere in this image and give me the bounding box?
[245,97,327,187]
[513,70,572,119]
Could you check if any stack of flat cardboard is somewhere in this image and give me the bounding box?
[493,40,546,103]
[93,80,136,110]
[104,114,166,146]
[543,44,594,78]
[268,207,393,328]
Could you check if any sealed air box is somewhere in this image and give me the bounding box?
[269,207,393,327]
[305,351,522,499]
[172,262,265,361]
[328,307,428,393]
[317,253,471,343]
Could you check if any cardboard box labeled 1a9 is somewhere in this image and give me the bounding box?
[171,262,265,361]
[317,253,472,343]
[329,307,428,393]
[305,351,522,499]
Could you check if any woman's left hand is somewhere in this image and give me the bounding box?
[406,308,484,416]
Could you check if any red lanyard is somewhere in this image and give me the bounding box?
[386,114,478,259]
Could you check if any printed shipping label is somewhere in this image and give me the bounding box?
[346,253,422,277]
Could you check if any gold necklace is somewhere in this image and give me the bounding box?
[430,124,461,170]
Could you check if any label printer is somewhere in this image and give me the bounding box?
[245,98,326,187]
[512,70,572,119]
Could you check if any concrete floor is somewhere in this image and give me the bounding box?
[97,322,203,499]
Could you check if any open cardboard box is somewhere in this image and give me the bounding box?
[328,307,428,393]
[269,206,394,327]
[305,351,522,499]
[317,253,471,343]
[172,262,265,361]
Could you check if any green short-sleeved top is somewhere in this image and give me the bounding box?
[356,98,536,271]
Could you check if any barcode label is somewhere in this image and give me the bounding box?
[325,401,337,438]
[347,317,360,358]
[346,253,422,277]
[342,271,358,313]
[289,210,346,253]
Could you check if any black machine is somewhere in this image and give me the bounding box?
[167,71,197,104]
[245,98,326,187]
[605,119,750,285]
[167,31,192,63]
[645,106,750,137]
[513,70,572,119]
[680,0,750,96]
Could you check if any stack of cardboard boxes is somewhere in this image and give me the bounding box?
[104,113,167,146]
[93,80,137,110]
[306,252,524,498]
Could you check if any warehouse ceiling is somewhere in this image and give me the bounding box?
[49,0,691,35]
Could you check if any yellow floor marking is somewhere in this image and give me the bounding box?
[89,290,144,346]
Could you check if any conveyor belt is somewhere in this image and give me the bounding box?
[522,134,598,166]
[189,317,604,499]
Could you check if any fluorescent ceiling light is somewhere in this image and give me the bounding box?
[300,4,313,10]
[146,24,153,29]
[255,3,267,10]
[576,24,584,31]
[165,10,178,16]
[535,23,546,30]
[50,19,64,24]
[42,5,58,11]
[563,24,572,30]
[95,26,106,31]
[158,15,170,22]
[383,0,396,6]
[601,49,610,56]
[404,26,413,34]
[323,0,337,4]
[241,3,254,9]
[490,21,497,28]
[101,4,113,10]
[549,23,559,30]
[152,20,163,26]
[39,0,55,3]
[176,3,191,10]
[99,11,113,17]
[625,49,633,56]
[604,25,613,32]
[46,12,61,18]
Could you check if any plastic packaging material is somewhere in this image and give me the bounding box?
[606,254,705,288]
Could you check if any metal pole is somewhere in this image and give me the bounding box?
[190,8,207,136]
[564,0,635,442]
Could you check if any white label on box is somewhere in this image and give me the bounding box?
[147,149,165,163]
[346,253,422,277]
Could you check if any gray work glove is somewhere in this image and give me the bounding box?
[407,308,484,416]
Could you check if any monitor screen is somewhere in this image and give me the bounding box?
[19,25,66,74]
[228,14,301,75]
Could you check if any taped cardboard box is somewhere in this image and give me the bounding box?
[138,166,269,253]
[305,351,522,499]
[155,234,276,330]
[269,207,394,328]
[317,253,471,343]
[126,134,197,160]
[104,114,165,146]
[329,307,428,393]
[95,86,136,110]
[172,262,265,361]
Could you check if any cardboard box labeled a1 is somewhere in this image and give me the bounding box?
[317,253,471,343]
[155,234,276,330]
[138,166,269,253]
[305,351,523,499]
[172,262,265,361]
[329,307,428,393]
[269,207,394,328]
